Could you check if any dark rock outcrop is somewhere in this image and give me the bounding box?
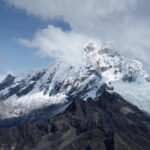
[0,91,150,150]
[0,74,15,91]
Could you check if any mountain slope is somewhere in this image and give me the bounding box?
[84,42,150,113]
[0,42,150,121]
[0,63,103,119]
[0,91,150,150]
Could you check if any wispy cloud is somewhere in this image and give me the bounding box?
[5,0,150,66]
[19,25,95,64]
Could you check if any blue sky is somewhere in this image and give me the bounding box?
[0,0,70,75]
[0,0,150,77]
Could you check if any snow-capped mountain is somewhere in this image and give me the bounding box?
[84,42,150,113]
[0,42,150,120]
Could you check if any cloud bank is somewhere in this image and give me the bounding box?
[5,0,150,66]
[19,25,93,64]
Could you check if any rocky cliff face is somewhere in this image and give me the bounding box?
[0,91,150,150]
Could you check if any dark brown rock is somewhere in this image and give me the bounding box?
[0,91,150,150]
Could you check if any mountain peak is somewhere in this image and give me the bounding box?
[84,42,117,55]
[84,42,150,83]
[0,42,150,121]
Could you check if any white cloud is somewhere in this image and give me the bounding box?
[117,23,150,63]
[5,0,150,66]
[6,0,136,20]
[19,25,94,64]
